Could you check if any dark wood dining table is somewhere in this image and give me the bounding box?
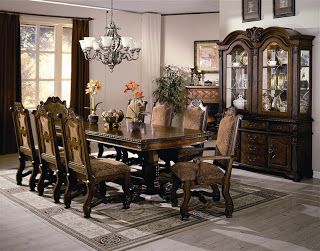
[85,120,213,194]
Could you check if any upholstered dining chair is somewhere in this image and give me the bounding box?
[159,99,208,168]
[150,102,174,127]
[59,109,131,218]
[11,102,39,191]
[170,107,241,220]
[121,101,174,166]
[33,104,66,203]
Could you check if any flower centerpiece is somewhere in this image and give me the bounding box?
[85,79,103,124]
[124,80,145,122]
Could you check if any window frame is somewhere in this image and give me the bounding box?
[20,15,72,108]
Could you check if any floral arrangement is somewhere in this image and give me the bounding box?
[124,80,145,121]
[85,79,103,116]
[124,80,144,99]
[85,79,102,95]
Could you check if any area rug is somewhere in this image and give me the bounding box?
[0,169,287,251]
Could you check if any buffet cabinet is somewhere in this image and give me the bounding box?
[219,27,314,181]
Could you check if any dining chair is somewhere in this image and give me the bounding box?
[33,103,66,203]
[59,108,131,218]
[171,107,241,220]
[150,102,174,127]
[159,99,208,168]
[11,102,39,191]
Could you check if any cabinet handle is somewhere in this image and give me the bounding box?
[269,145,276,159]
[248,146,257,152]
[248,155,257,162]
[248,134,257,142]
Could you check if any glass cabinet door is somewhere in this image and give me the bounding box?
[226,46,249,111]
[261,42,288,113]
[300,50,310,114]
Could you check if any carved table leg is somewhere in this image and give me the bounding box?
[142,151,160,195]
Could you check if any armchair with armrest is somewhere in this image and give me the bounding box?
[170,107,241,220]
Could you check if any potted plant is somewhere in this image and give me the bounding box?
[153,65,190,117]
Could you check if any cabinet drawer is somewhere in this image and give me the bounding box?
[242,132,268,145]
[241,152,268,167]
[242,120,268,130]
[241,132,268,167]
[269,123,291,133]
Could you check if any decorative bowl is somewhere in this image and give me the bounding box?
[276,49,288,65]
[101,109,124,128]
[233,94,247,110]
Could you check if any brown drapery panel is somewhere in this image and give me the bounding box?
[70,18,90,118]
[0,13,21,154]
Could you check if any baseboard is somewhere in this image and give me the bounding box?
[313,171,320,179]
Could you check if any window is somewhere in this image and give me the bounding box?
[20,17,72,108]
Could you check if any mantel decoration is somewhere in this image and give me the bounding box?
[273,0,295,18]
[194,40,219,73]
[242,0,261,22]
[124,80,145,122]
[79,0,141,72]
[85,79,102,124]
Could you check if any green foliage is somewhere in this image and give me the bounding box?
[153,65,190,113]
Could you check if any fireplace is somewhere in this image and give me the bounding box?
[186,86,220,133]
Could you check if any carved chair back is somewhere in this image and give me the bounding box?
[182,99,208,131]
[215,107,241,157]
[151,102,174,127]
[126,99,148,122]
[41,97,67,124]
[59,109,92,180]
[11,102,37,159]
[33,104,62,166]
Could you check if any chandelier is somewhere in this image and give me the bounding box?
[79,0,141,72]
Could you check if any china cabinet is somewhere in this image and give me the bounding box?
[219,27,314,181]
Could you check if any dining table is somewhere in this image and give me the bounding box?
[85,120,213,194]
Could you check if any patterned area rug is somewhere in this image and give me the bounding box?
[0,169,287,251]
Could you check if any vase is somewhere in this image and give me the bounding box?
[88,94,98,124]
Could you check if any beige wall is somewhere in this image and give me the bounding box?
[0,0,142,114]
[219,0,320,173]
[161,13,220,82]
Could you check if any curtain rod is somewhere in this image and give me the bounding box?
[0,10,94,21]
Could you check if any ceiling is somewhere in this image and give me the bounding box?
[31,0,220,14]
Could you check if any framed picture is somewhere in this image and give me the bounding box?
[242,0,261,22]
[273,0,295,18]
[194,40,219,73]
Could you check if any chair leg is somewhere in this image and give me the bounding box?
[211,184,221,202]
[98,143,104,158]
[37,164,47,196]
[53,169,64,203]
[29,161,39,191]
[64,172,76,209]
[98,181,107,197]
[122,149,128,164]
[115,148,122,161]
[222,182,233,218]
[16,156,25,185]
[180,181,191,221]
[171,174,181,207]
[83,182,95,218]
[122,173,131,209]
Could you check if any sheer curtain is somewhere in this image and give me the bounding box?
[70,18,90,118]
[0,13,21,154]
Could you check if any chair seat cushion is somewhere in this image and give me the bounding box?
[90,158,130,178]
[171,161,224,184]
